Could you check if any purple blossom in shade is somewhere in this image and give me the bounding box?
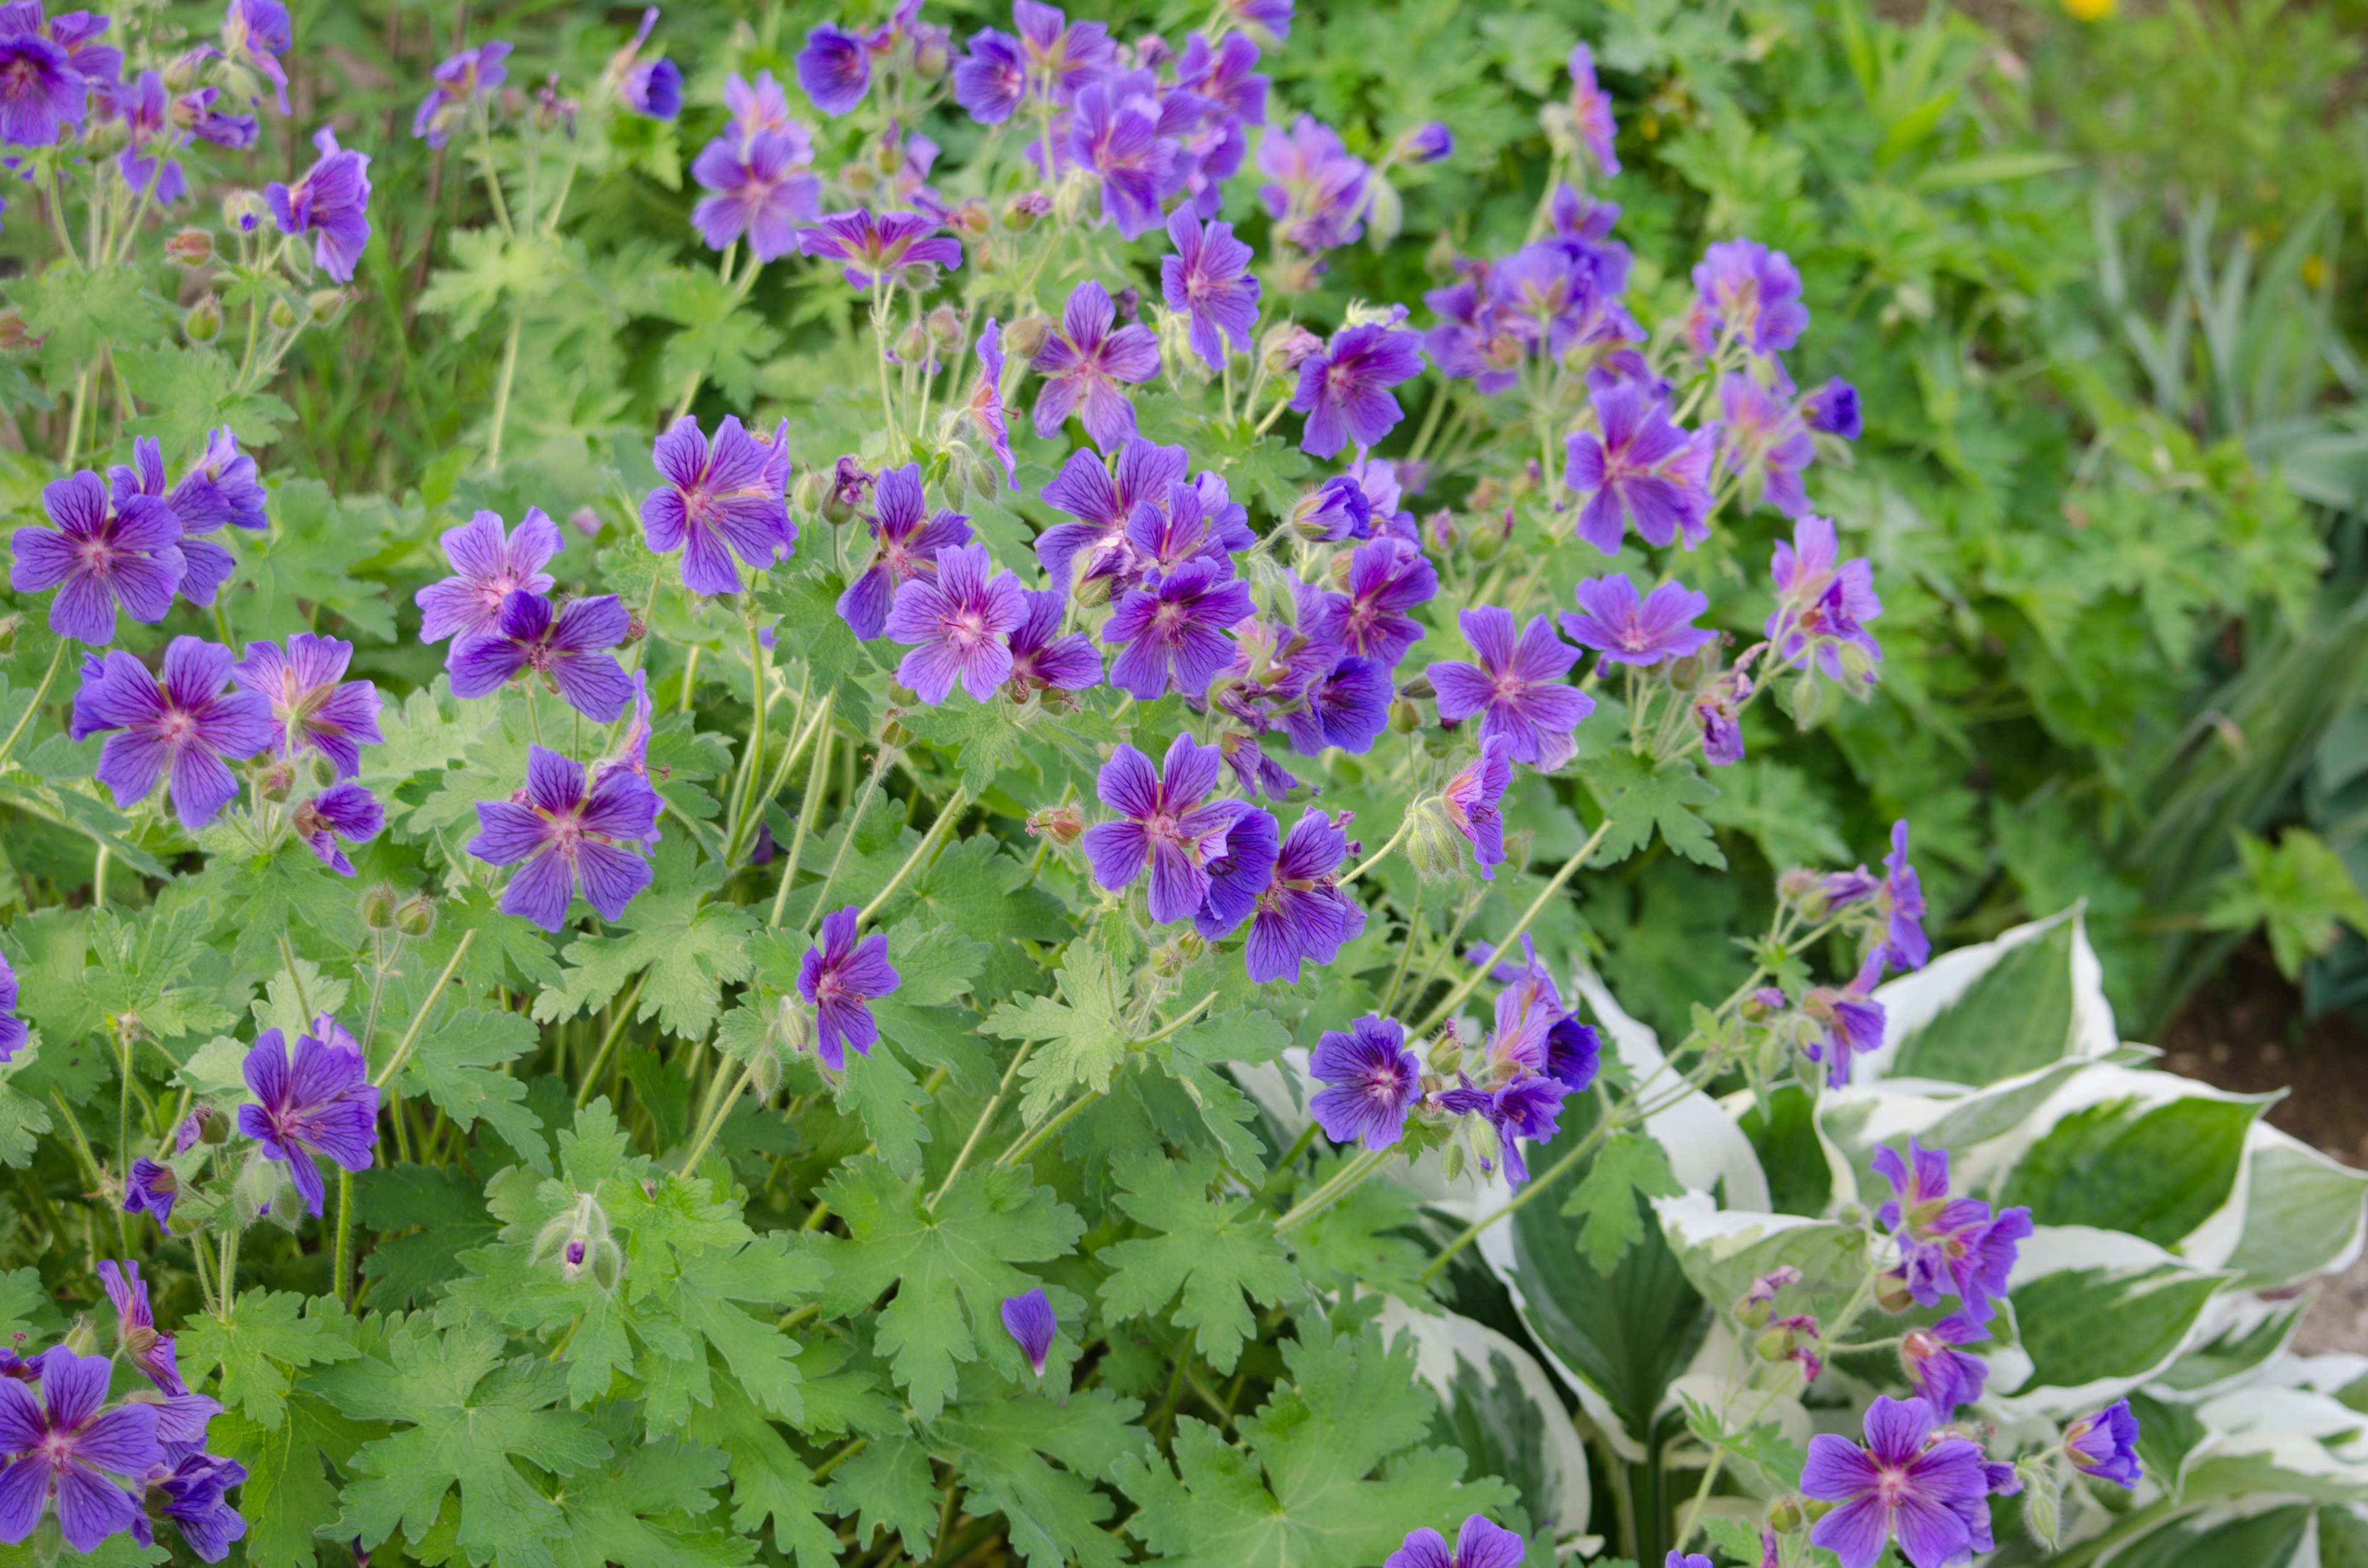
[2064,1399,2141,1488]
[1304,536,1437,668]
[157,1451,248,1562]
[723,70,793,142]
[1082,734,1247,923]
[468,745,661,932]
[1900,1313,1990,1417]
[1221,0,1294,44]
[106,437,230,610]
[837,463,972,638]
[1872,1137,2033,1324]
[175,84,260,150]
[1716,373,1815,519]
[0,954,23,1067]
[1162,208,1259,372]
[797,905,900,1069]
[1032,279,1162,451]
[1563,380,1715,554]
[1036,437,1186,591]
[797,23,872,116]
[1287,475,1372,542]
[266,126,372,282]
[166,428,269,534]
[1424,276,1526,397]
[1395,120,1453,163]
[882,543,1027,704]
[0,1348,163,1552]
[689,128,822,261]
[1103,559,1256,700]
[1276,650,1391,758]
[1438,1071,1570,1187]
[1440,736,1514,880]
[1877,821,1929,971]
[293,782,383,876]
[414,507,562,647]
[411,39,509,146]
[796,208,964,289]
[1191,805,1280,941]
[237,1026,379,1217]
[1693,667,1750,766]
[1804,377,1862,440]
[1487,242,1597,358]
[1426,607,1593,770]
[1291,320,1426,459]
[448,592,634,721]
[1545,1015,1600,1093]
[0,13,84,148]
[221,0,292,113]
[123,1158,179,1231]
[1690,237,1809,359]
[1766,515,1883,680]
[963,319,1018,488]
[1001,1289,1057,1376]
[94,1262,219,1447]
[231,633,384,778]
[1801,954,1886,1088]
[1309,1014,1421,1151]
[10,469,184,643]
[1257,115,1368,253]
[70,639,274,828]
[1561,573,1714,668]
[1219,733,1297,800]
[1241,808,1366,982]
[1005,588,1101,696]
[115,72,186,205]
[1801,1397,1991,1568]
[1667,1556,1712,1568]
[1068,70,1180,239]
[643,415,797,595]
[1564,44,1619,177]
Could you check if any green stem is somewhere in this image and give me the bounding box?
[995,1087,1101,1170]
[723,613,773,863]
[800,737,895,934]
[575,970,649,1109]
[1415,818,1611,1033]
[485,306,524,468]
[857,784,968,927]
[927,1039,1033,1211]
[679,1061,755,1175]
[768,696,837,929]
[1337,812,1415,887]
[372,931,477,1091]
[0,639,70,776]
[1273,1145,1389,1232]
[334,1168,356,1310]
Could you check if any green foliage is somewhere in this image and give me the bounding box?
[2206,827,2368,979]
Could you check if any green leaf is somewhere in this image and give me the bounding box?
[533,836,755,1038]
[1910,149,2078,191]
[212,1389,376,1568]
[824,1434,939,1562]
[1887,917,2078,1085]
[117,342,295,461]
[1288,1149,1431,1303]
[1143,1004,1289,1170]
[356,1164,499,1310]
[420,229,569,335]
[750,573,871,715]
[238,480,404,643]
[7,261,171,384]
[984,929,1131,1125]
[1579,752,1726,868]
[645,266,786,406]
[393,1006,544,1158]
[931,1389,1149,1568]
[2206,828,2368,979]
[2224,1127,2368,1289]
[550,1430,752,1568]
[1561,1132,1685,1275]
[0,1045,57,1168]
[179,1289,362,1428]
[213,841,368,971]
[1098,1149,1299,1374]
[904,694,1032,795]
[1693,760,1848,869]
[1999,1089,2266,1247]
[684,1379,840,1568]
[2006,1230,2232,1395]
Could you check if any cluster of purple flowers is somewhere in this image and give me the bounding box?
[691,72,823,263]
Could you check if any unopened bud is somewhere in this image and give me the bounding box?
[360,884,399,931]
[221,189,268,232]
[1072,572,1112,609]
[750,1048,783,1101]
[1802,1498,1834,1524]
[1873,1268,1915,1315]
[1767,1497,1804,1533]
[1466,522,1501,562]
[184,295,222,342]
[623,612,648,644]
[1404,796,1466,883]
[1389,696,1421,734]
[1004,313,1051,359]
[165,228,214,266]
[1426,1028,1465,1075]
[568,505,601,538]
[267,295,298,330]
[793,469,830,512]
[1438,1140,1465,1183]
[1001,191,1051,231]
[1736,1294,1774,1331]
[1260,322,1322,376]
[1026,803,1085,845]
[1754,1323,1801,1362]
[945,199,990,239]
[775,995,815,1056]
[257,760,295,802]
[1667,654,1706,689]
[894,323,929,363]
[306,289,345,324]
[926,304,963,350]
[394,893,436,938]
[190,1104,232,1146]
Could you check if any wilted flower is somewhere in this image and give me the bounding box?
[1439,736,1513,879]
[1564,45,1618,176]
[1899,1313,1990,1416]
[293,782,384,876]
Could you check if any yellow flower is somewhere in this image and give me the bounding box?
[2064,0,2115,19]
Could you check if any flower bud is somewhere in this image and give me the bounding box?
[62,1319,98,1357]
[394,893,437,938]
[926,304,964,350]
[306,289,346,324]
[1393,121,1454,164]
[1767,1496,1804,1533]
[1027,803,1085,846]
[569,505,601,538]
[894,323,930,363]
[2018,1463,2062,1547]
[750,1047,783,1101]
[912,30,950,78]
[1404,795,1467,884]
[1754,1323,1799,1362]
[360,884,399,931]
[1465,1113,1500,1172]
[1667,654,1706,689]
[221,189,268,232]
[1272,253,1324,295]
[792,468,831,513]
[1389,696,1421,734]
[1801,1498,1834,1524]
[235,1147,290,1225]
[1873,1267,1915,1315]
[1072,572,1112,609]
[1438,1140,1465,1183]
[776,995,815,1056]
[184,296,222,342]
[165,228,214,267]
[1466,522,1501,562]
[266,295,298,330]
[1260,322,1322,376]
[256,760,295,802]
[1003,313,1051,359]
[185,1104,232,1147]
[1001,191,1051,231]
[1426,1027,1465,1075]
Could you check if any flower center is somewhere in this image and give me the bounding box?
[76,529,118,577]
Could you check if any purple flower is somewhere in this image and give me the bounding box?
[1564,382,1714,554]
[1873,1138,2032,1324]
[953,2,1113,123]
[0,1349,163,1551]
[798,905,900,1069]
[1693,668,1750,766]
[615,12,682,120]
[1190,805,1280,941]
[1801,954,1885,1088]
[2063,1399,2140,1488]
[105,438,231,610]
[1561,573,1714,668]
[231,633,383,778]
[1275,650,1391,758]
[1424,277,1526,396]
[1123,475,1251,581]
[837,464,972,639]
[1257,116,1368,253]
[1667,1556,1711,1568]
[1069,70,1180,239]
[1801,1397,1991,1568]
[1690,238,1807,359]
[1309,1014,1420,1151]
[797,208,964,289]
[1395,120,1453,163]
[1036,437,1186,591]
[174,85,258,150]
[266,126,372,282]
[1565,45,1618,177]
[1241,809,1367,981]
[1082,734,1246,923]
[449,592,634,721]
[1804,377,1861,439]
[1426,607,1592,769]
[1900,1313,1990,1416]
[1005,588,1101,695]
[1440,736,1513,880]
[1877,821,1928,971]
[10,469,185,643]
[690,128,821,261]
[1032,279,1162,451]
[1766,515,1883,682]
[1717,374,1815,519]
[1545,1016,1600,1094]
[166,429,269,534]
[1162,209,1259,372]
[643,415,797,595]
[71,639,274,828]
[294,781,384,876]
[1287,475,1372,542]
[413,39,509,146]
[1291,321,1425,459]
[1488,242,1597,358]
[115,72,186,205]
[122,1159,178,1231]
[415,507,562,647]
[723,70,793,141]
[797,23,873,115]
[157,1450,249,1561]
[221,0,292,113]
[962,319,1018,488]
[1220,0,1294,44]
[1302,536,1436,667]
[1103,559,1254,700]
[0,12,84,148]
[1001,1288,1058,1376]
[95,1261,219,1446]
[237,1024,378,1217]
[883,543,1027,704]
[469,745,660,932]
[1438,1071,1570,1187]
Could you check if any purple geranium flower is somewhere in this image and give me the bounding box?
[0,954,27,1060]
[1873,1138,2033,1324]
[1302,536,1436,668]
[796,19,882,116]
[123,1159,177,1231]
[1243,810,1367,982]
[1439,1071,1570,1187]
[0,10,84,148]
[690,127,821,261]
[294,781,384,876]
[166,428,269,533]
[2063,1399,2140,1488]
[1035,437,1186,590]
[1162,208,1259,372]
[0,1348,163,1552]
[266,126,371,282]
[1801,1397,1991,1568]
[237,1024,378,1217]
[1876,821,1928,971]
[1564,381,1714,554]
[797,207,963,289]
[1082,734,1245,923]
[1801,954,1885,1088]
[1032,279,1162,451]
[1001,1288,1058,1377]
[1005,588,1101,696]
[412,39,509,147]
[105,438,230,610]
[1900,1313,1990,1417]
[798,905,900,1069]
[157,1450,248,1562]
[1804,377,1861,439]
[115,71,187,206]
[1565,45,1618,177]
[1309,1014,1421,1151]
[231,633,383,778]
[837,464,972,639]
[1257,115,1367,253]
[449,591,633,721]
[961,319,1018,488]
[1385,1516,1524,1568]
[415,507,562,647]
[96,1260,220,1446]
[1276,650,1391,758]
[1069,69,1179,239]
[1191,805,1280,941]
[1439,736,1513,880]
[1562,573,1714,668]
[1291,319,1424,459]
[1690,237,1807,359]
[1287,475,1372,542]
[71,639,274,828]
[643,415,796,595]
[1396,120,1452,163]
[883,542,1027,704]
[1426,607,1592,770]
[1103,559,1254,700]
[1693,668,1750,766]
[1766,515,1883,681]
[221,0,292,112]
[1717,373,1815,519]
[469,745,660,931]
[10,469,185,644]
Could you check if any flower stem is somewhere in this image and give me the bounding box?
[927,1038,1034,1212]
[574,969,649,1109]
[1338,812,1415,887]
[799,736,896,935]
[1273,1144,1390,1232]
[0,639,71,778]
[1415,817,1611,1034]
[678,1060,756,1175]
[334,1169,357,1310]
[371,930,477,1091]
[768,695,837,929]
[857,784,968,927]
[485,306,524,468]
